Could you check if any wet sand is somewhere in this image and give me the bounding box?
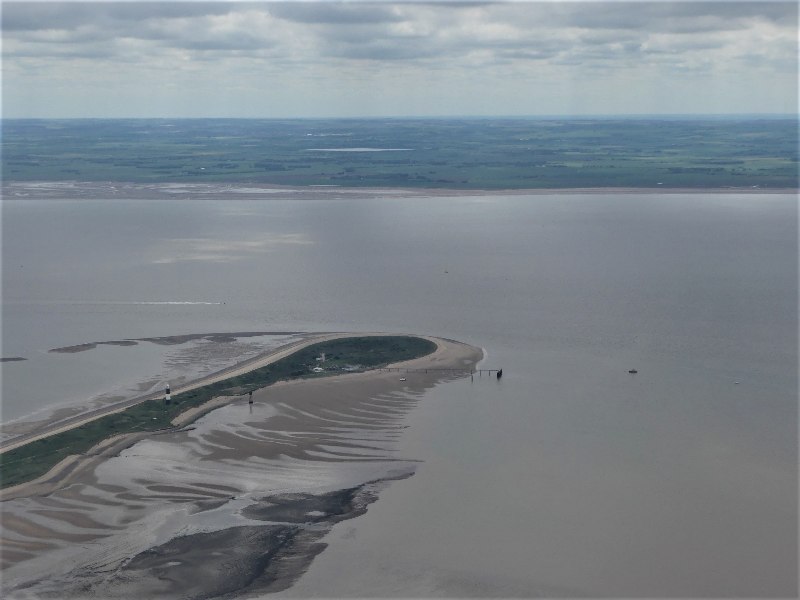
[1,336,482,599]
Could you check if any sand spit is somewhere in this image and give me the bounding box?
[1,336,482,599]
[4,333,307,445]
[3,332,339,453]
[49,340,139,353]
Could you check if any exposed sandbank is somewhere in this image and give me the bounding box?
[1,335,482,599]
[48,331,305,354]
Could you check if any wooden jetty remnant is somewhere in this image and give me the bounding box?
[378,367,501,375]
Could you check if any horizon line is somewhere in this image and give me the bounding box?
[2,113,798,121]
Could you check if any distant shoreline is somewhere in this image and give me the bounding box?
[2,180,796,200]
[6,118,795,189]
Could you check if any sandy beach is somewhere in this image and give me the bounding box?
[1,334,482,599]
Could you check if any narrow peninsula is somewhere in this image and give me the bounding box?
[0,334,440,491]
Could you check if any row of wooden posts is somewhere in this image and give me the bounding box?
[378,367,503,379]
[165,368,504,405]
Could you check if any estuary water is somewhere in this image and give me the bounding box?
[1,188,797,596]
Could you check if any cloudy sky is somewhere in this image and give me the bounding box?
[2,1,797,118]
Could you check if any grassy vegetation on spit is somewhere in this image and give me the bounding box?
[0,336,436,489]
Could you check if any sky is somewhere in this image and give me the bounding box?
[1,1,797,118]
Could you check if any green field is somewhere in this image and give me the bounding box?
[2,117,797,189]
[0,336,436,489]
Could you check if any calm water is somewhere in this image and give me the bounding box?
[2,191,797,596]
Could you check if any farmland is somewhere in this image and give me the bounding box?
[2,117,797,189]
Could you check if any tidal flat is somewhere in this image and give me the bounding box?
[0,338,482,599]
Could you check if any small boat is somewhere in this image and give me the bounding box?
[399,377,406,382]
[628,369,638,374]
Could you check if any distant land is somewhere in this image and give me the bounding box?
[2,117,797,189]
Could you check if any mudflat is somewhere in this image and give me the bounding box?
[1,336,482,599]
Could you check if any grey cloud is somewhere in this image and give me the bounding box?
[569,35,646,59]
[663,1,798,24]
[2,3,81,31]
[267,3,403,25]
[173,36,274,53]
[328,41,440,61]
[5,2,796,36]
[3,3,279,57]
[137,16,277,53]
[2,2,236,31]
[2,1,795,73]
[5,43,117,61]
[461,35,566,63]
[557,1,797,33]
[312,22,397,45]
[579,30,644,46]
[318,26,443,61]
[498,49,560,61]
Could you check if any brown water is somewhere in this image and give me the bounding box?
[2,187,797,596]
